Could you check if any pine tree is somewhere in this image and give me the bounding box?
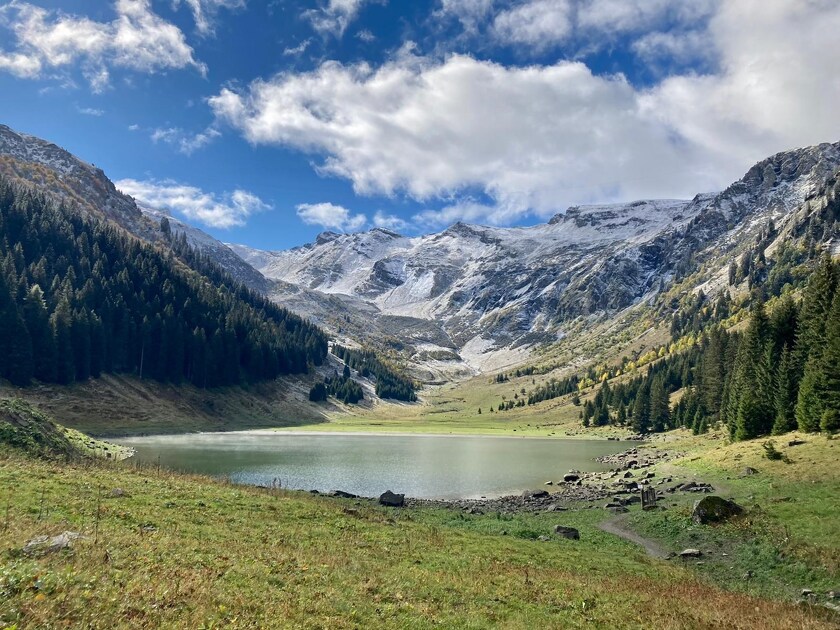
[632,385,650,433]
[772,344,797,434]
[734,300,774,440]
[649,375,670,432]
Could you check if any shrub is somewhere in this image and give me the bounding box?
[820,409,840,434]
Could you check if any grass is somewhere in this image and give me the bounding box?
[1,451,835,629]
[0,373,329,437]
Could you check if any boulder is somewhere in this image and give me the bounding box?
[23,531,84,556]
[553,525,580,540]
[378,490,405,507]
[741,467,759,477]
[109,488,129,498]
[330,490,359,499]
[522,489,550,499]
[692,496,744,524]
[679,548,702,558]
[563,473,580,483]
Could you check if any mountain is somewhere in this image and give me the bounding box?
[231,141,840,375]
[0,124,154,238]
[0,123,270,294]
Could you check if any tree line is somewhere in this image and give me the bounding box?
[331,344,417,401]
[581,255,840,439]
[0,178,328,388]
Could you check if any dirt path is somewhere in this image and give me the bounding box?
[598,515,671,559]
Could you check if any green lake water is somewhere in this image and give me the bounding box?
[117,432,630,499]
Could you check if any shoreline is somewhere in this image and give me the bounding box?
[113,426,645,442]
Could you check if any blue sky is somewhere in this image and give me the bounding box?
[1,0,838,250]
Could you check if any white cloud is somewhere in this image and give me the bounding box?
[128,123,140,131]
[0,0,204,90]
[372,210,408,231]
[174,0,245,36]
[116,178,270,228]
[77,106,104,116]
[492,0,572,49]
[296,202,367,231]
[283,38,311,56]
[211,1,840,227]
[631,30,711,69]
[150,126,221,155]
[355,29,375,42]
[437,0,494,33]
[438,0,718,52]
[304,0,380,38]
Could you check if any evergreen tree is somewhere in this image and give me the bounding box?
[772,344,797,434]
[632,384,650,433]
[734,300,774,440]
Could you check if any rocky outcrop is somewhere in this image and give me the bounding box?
[692,496,744,524]
[378,490,405,507]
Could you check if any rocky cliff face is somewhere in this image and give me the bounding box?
[230,141,840,374]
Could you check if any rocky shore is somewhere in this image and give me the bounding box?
[314,445,689,515]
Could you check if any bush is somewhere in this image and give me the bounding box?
[820,409,840,434]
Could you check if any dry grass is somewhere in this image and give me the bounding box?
[0,452,835,629]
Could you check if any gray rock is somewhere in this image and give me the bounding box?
[109,488,129,498]
[692,496,744,525]
[537,535,551,542]
[378,490,405,507]
[679,548,702,558]
[329,490,359,499]
[741,467,759,477]
[563,473,580,483]
[521,489,550,499]
[23,531,84,556]
[553,525,580,540]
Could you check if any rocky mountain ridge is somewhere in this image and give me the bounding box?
[231,141,840,375]
[2,122,838,381]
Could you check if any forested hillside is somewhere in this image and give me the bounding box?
[0,179,328,388]
[518,170,840,441]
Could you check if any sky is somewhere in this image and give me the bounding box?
[0,0,839,250]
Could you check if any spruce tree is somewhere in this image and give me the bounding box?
[734,300,774,440]
[772,345,797,434]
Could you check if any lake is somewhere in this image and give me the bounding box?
[117,431,630,500]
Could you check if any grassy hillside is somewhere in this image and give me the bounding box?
[1,446,835,629]
[0,398,130,460]
[0,374,329,437]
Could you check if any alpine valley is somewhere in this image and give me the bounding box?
[2,119,840,629]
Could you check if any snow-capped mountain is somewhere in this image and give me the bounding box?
[232,141,840,373]
[3,122,838,379]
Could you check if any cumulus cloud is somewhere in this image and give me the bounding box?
[492,0,572,49]
[150,126,221,155]
[438,0,718,52]
[174,0,245,36]
[210,0,840,227]
[116,178,270,228]
[0,0,204,90]
[296,202,367,231]
[304,0,380,38]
